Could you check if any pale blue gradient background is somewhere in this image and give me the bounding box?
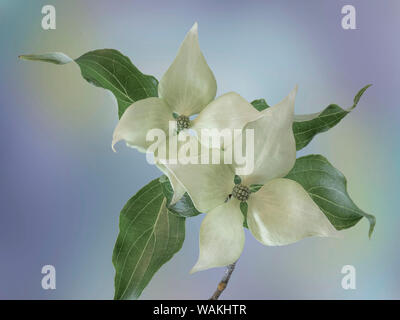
[0,0,398,299]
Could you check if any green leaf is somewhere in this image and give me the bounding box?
[172,112,179,119]
[113,178,185,300]
[251,98,270,111]
[285,154,376,238]
[76,49,158,117]
[159,175,201,218]
[251,85,371,150]
[249,184,263,193]
[234,175,242,185]
[293,85,371,150]
[19,52,73,65]
[240,201,248,228]
[19,49,159,118]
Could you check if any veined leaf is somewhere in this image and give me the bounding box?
[113,178,185,300]
[19,49,158,118]
[285,154,376,238]
[293,85,371,150]
[251,85,371,150]
[76,49,158,117]
[159,175,201,218]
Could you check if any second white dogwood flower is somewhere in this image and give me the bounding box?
[112,23,260,203]
[165,87,339,273]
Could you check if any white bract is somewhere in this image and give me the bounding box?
[165,87,339,273]
[112,23,260,204]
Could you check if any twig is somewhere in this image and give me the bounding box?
[209,261,237,300]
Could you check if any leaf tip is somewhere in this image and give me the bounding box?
[368,215,376,239]
[352,84,373,108]
[18,54,29,61]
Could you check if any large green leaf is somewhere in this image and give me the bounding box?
[19,49,159,118]
[285,154,375,237]
[251,85,371,150]
[159,175,201,218]
[293,85,371,150]
[112,178,185,300]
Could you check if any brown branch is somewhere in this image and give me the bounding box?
[209,261,237,300]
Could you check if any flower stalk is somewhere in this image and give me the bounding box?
[209,261,237,300]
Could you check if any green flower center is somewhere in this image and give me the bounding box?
[232,184,250,202]
[176,115,190,132]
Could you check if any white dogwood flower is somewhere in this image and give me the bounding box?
[112,23,260,203]
[165,87,339,273]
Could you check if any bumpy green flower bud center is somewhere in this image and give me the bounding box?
[176,115,190,132]
[232,184,250,202]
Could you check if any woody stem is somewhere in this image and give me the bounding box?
[209,261,237,300]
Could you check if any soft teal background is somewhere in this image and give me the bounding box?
[0,0,398,299]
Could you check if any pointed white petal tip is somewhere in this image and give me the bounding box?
[189,267,197,275]
[289,85,298,112]
[189,263,204,274]
[319,217,342,239]
[169,193,180,206]
[190,22,198,34]
[111,137,120,152]
[286,85,298,102]
[326,228,343,239]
